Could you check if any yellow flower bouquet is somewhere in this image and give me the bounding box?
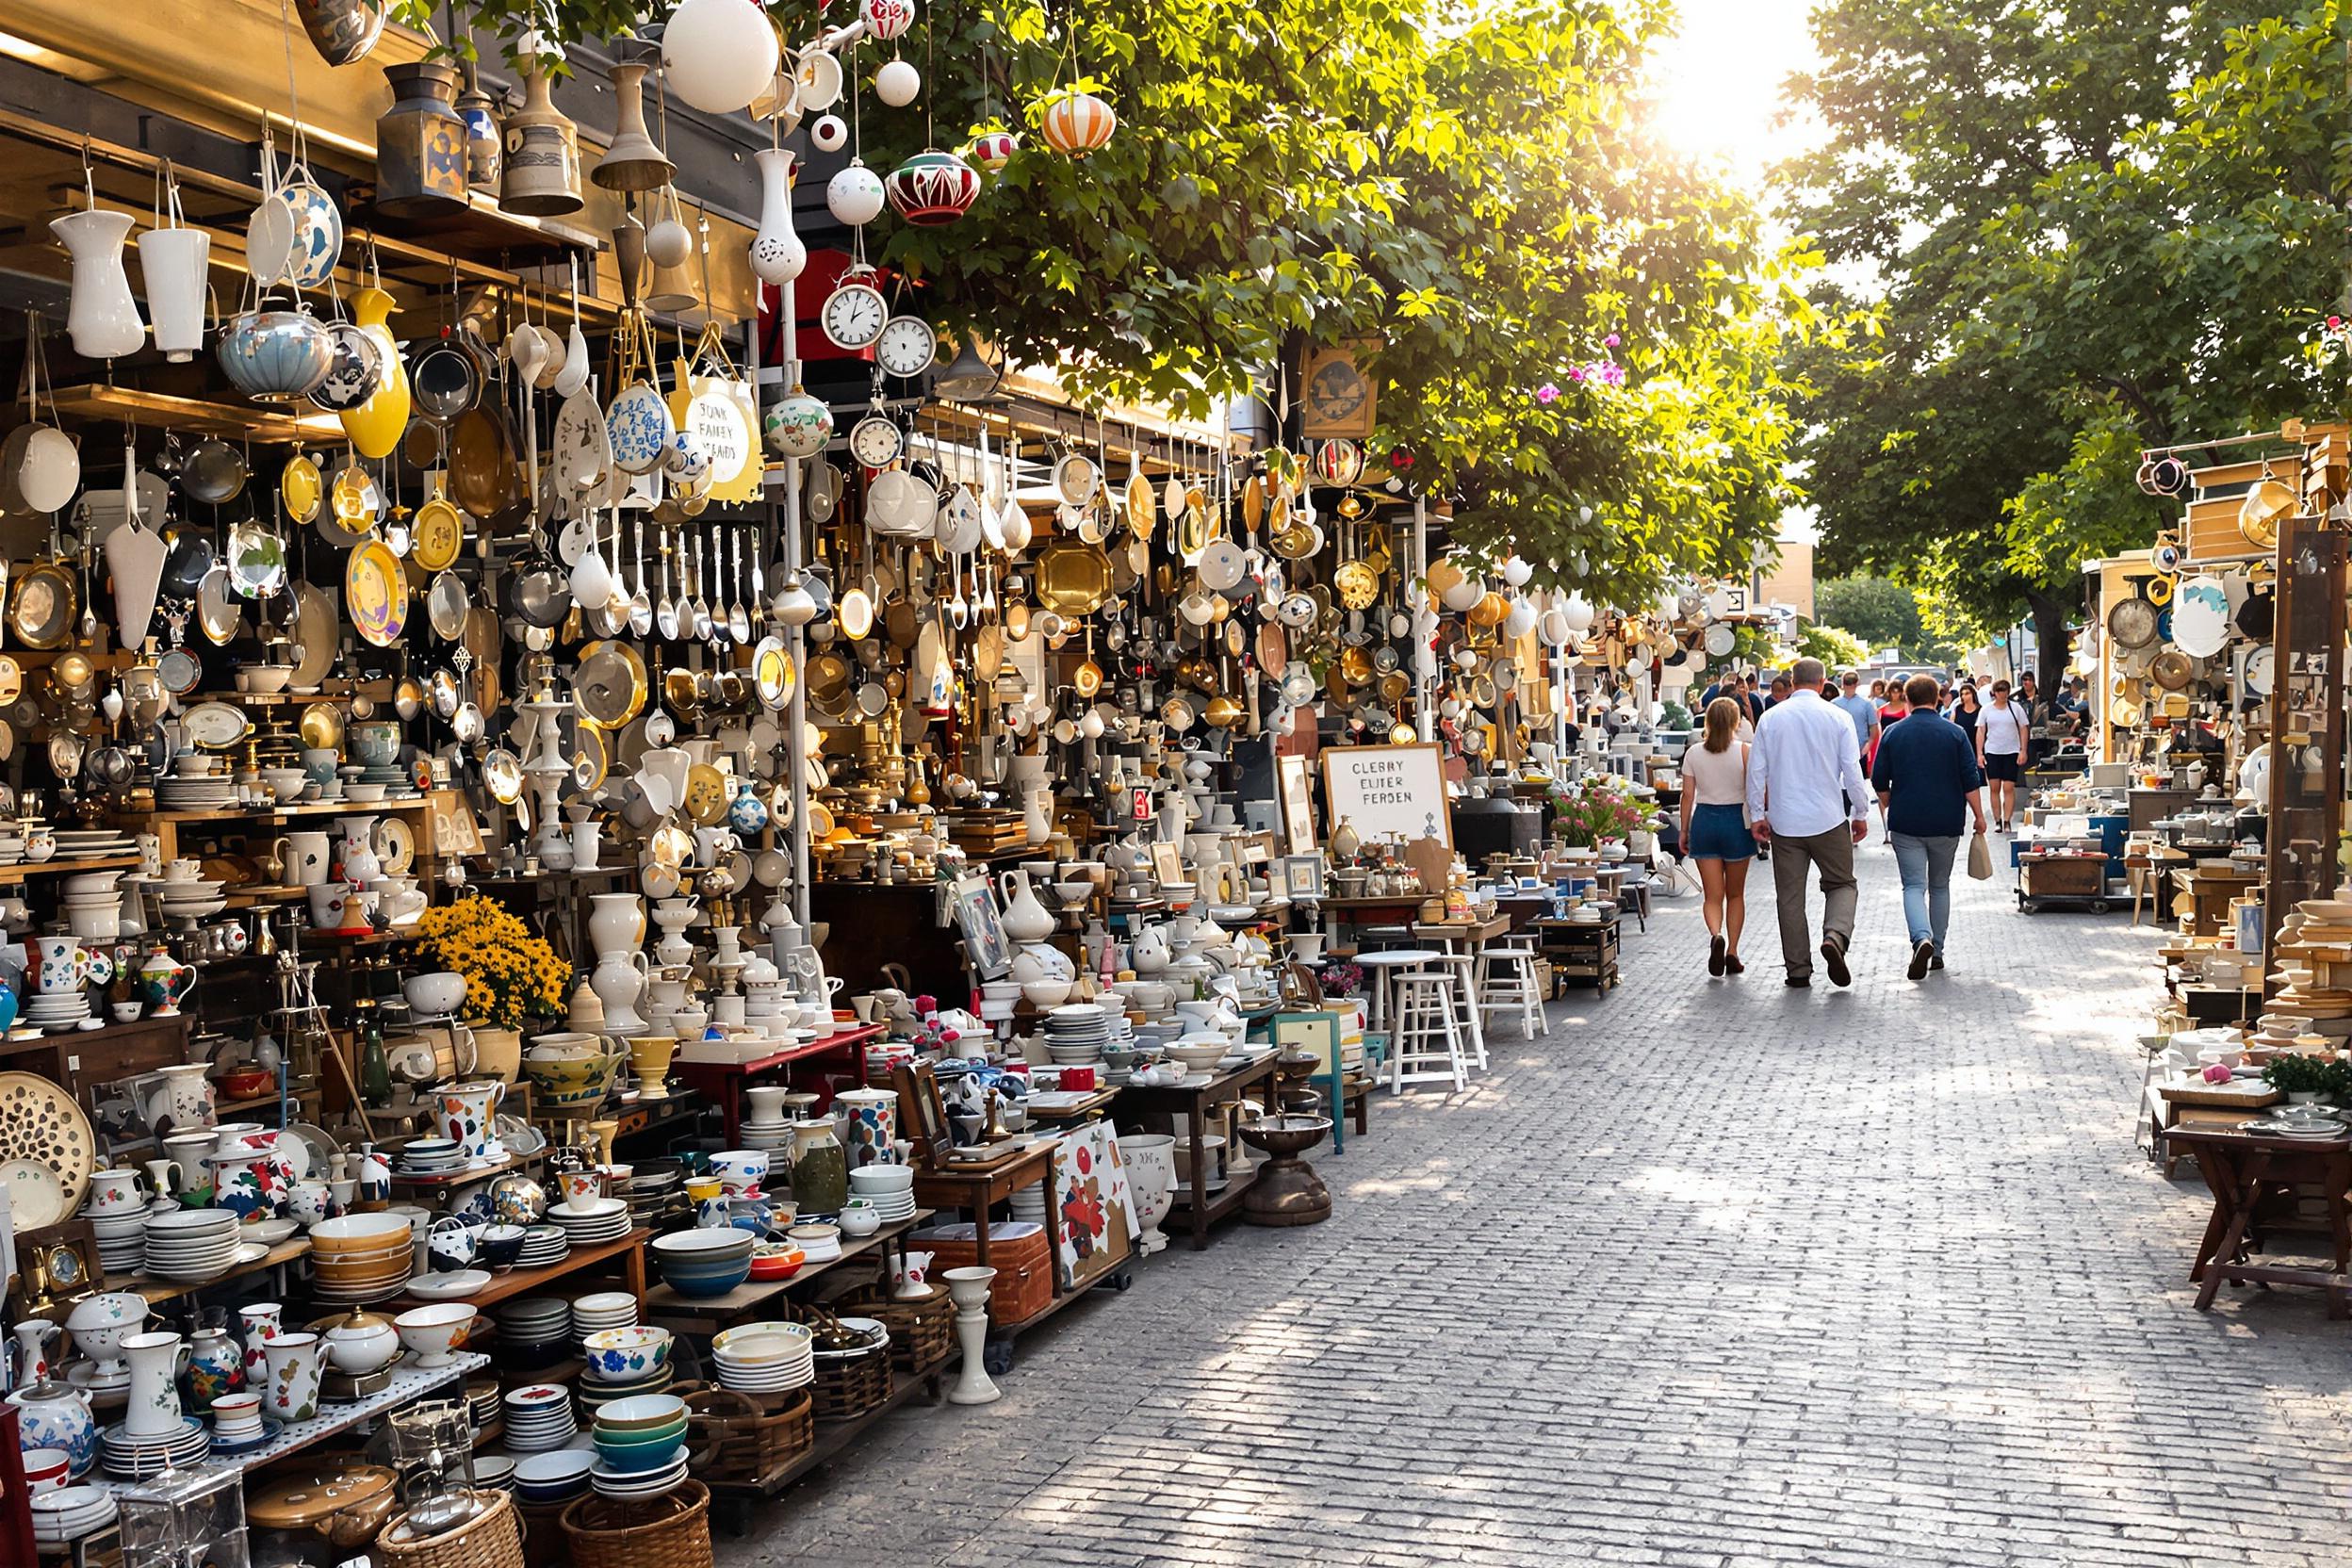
[413,896,571,1031]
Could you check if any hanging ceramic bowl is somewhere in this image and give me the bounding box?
[217,308,335,401]
[607,382,677,475]
[346,539,410,645]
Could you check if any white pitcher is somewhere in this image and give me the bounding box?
[280,831,334,887]
[999,870,1055,944]
[51,207,143,360]
[121,1330,188,1438]
[262,1331,325,1423]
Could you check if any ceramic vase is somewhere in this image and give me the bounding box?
[263,1331,325,1423]
[122,1331,189,1439]
[1119,1133,1176,1254]
[182,1327,244,1413]
[50,209,143,360]
[339,286,409,458]
[237,1304,283,1380]
[135,224,209,364]
[589,893,645,959]
[833,1087,899,1168]
[295,0,386,64]
[434,1079,506,1160]
[591,61,674,192]
[998,871,1055,944]
[6,1381,96,1477]
[942,1267,1001,1405]
[590,952,650,1035]
[500,69,582,217]
[749,149,806,284]
[375,61,470,217]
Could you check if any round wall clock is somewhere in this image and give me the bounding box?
[874,316,938,379]
[848,415,904,469]
[821,277,888,351]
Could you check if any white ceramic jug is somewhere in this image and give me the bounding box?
[748,148,807,284]
[51,208,143,360]
[998,870,1055,944]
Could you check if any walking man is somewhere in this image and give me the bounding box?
[1870,673,1988,979]
[1833,670,1879,759]
[1745,658,1871,988]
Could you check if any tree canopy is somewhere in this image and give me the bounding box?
[1782,0,2351,678]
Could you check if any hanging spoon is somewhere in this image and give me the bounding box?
[656,533,680,640]
[690,529,713,642]
[629,513,654,635]
[727,527,752,644]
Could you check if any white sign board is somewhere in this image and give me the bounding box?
[1319,743,1451,850]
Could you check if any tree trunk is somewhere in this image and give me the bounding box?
[2025,587,2072,697]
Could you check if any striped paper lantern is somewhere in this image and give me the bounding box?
[1039,91,1117,156]
[883,149,981,225]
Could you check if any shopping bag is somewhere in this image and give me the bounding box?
[1966,830,1994,880]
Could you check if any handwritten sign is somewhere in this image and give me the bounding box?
[1319,743,1450,850]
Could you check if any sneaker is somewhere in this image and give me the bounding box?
[1708,934,1727,977]
[1785,974,1810,988]
[1821,937,1851,988]
[1930,954,1945,972]
[1907,939,1934,981]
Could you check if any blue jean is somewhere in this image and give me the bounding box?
[1890,832,1960,952]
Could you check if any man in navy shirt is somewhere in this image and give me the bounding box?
[1870,673,1988,980]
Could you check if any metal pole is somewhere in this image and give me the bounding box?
[1413,494,1434,743]
[778,276,810,929]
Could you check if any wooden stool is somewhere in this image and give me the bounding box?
[1476,936,1548,1039]
[1387,966,1469,1093]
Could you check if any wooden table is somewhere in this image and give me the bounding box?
[642,1211,931,1334]
[388,1228,650,1313]
[907,1144,1056,1268]
[1114,1052,1282,1249]
[2167,1125,2352,1316]
[668,1021,887,1143]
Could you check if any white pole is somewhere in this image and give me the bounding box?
[1413,495,1434,743]
[776,277,810,928]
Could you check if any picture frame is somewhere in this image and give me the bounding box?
[947,874,1012,982]
[1282,853,1326,902]
[1148,841,1185,890]
[1276,753,1316,856]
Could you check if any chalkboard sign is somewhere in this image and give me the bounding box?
[1319,743,1451,850]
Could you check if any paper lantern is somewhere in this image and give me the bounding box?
[826,161,886,226]
[662,0,780,116]
[967,130,1019,172]
[884,149,979,226]
[1038,91,1116,156]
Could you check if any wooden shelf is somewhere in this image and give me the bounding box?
[144,797,435,825]
[1166,1165,1259,1224]
[117,1236,311,1305]
[387,1227,648,1314]
[0,855,143,882]
[640,1213,931,1335]
[707,1367,936,1505]
[48,384,340,444]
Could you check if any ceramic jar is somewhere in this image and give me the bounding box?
[139,946,195,1015]
[832,1087,899,1169]
[588,893,645,960]
[263,1331,326,1423]
[375,61,470,217]
[6,1381,96,1477]
[788,1119,848,1216]
[320,1311,399,1374]
[433,1079,506,1160]
[1119,1133,1177,1254]
[500,69,583,217]
[63,1292,148,1373]
[182,1327,244,1413]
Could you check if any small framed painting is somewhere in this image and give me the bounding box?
[947,874,1012,981]
[1282,854,1326,902]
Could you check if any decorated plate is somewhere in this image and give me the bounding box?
[181,701,254,749]
[606,382,676,476]
[347,540,410,646]
[552,392,612,495]
[0,1072,94,1227]
[412,495,463,571]
[377,815,416,875]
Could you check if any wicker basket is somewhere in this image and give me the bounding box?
[842,1283,955,1374]
[808,1345,892,1421]
[376,1491,526,1568]
[678,1382,813,1485]
[559,1481,713,1568]
[514,1496,573,1568]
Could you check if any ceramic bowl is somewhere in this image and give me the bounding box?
[403,972,466,1018]
[305,1213,413,1253]
[593,1393,687,1432]
[393,1303,475,1367]
[582,1326,673,1380]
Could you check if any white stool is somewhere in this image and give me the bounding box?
[1419,932,1490,1071]
[1476,936,1548,1039]
[1388,966,1469,1093]
[1355,949,1446,1039]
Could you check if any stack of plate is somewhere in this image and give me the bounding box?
[574,1357,674,1412]
[141,1208,241,1282]
[86,1201,147,1277]
[619,1166,683,1225]
[499,1296,570,1347]
[571,1291,639,1334]
[472,1455,516,1494]
[157,776,237,810]
[847,1165,917,1223]
[649,1228,754,1298]
[101,1416,210,1479]
[588,1394,689,1498]
[24,989,93,1033]
[500,1384,578,1453]
[513,1448,594,1508]
[55,830,136,858]
[739,1104,793,1153]
[30,1486,117,1546]
[1043,1004,1111,1064]
[547,1196,632,1246]
[516,1223,569,1268]
[394,1137,467,1178]
[710,1321,815,1395]
[464,1376,503,1437]
[154,878,230,923]
[307,1212,416,1302]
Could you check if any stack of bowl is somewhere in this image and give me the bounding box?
[847,1165,917,1223]
[710,1321,814,1396]
[497,1298,570,1367]
[747,1241,806,1281]
[618,1164,683,1226]
[306,1213,416,1302]
[520,1037,626,1113]
[500,1384,578,1453]
[581,1325,672,1385]
[463,1377,502,1441]
[588,1394,689,1499]
[59,872,126,941]
[512,1449,594,1509]
[141,1208,241,1283]
[649,1228,754,1298]
[88,1202,147,1278]
[30,1487,117,1547]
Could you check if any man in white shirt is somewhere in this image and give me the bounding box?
[1745,658,1872,988]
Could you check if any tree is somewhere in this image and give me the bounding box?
[1782,0,2351,693]
[1812,574,1952,662]
[1797,621,1870,671]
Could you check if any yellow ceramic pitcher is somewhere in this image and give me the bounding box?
[339,286,410,458]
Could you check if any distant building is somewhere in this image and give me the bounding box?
[1756,534,1814,620]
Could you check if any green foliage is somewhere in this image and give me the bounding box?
[1811,574,1953,662]
[1797,622,1870,670]
[1783,0,2352,642]
[2262,1052,2352,1102]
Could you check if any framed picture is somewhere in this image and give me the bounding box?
[1282,854,1326,902]
[1148,841,1184,890]
[1276,754,1316,856]
[1320,742,1452,850]
[946,874,1012,981]
[86,1070,172,1160]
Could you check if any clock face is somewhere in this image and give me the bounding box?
[849,415,905,469]
[822,283,888,351]
[874,316,939,379]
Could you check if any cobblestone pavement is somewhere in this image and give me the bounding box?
[722,840,2352,1567]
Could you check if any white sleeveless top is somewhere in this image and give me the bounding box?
[1682,740,1749,807]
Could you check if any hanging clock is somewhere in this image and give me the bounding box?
[874,315,939,379]
[849,414,905,469]
[821,273,889,351]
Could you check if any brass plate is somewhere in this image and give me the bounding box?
[280,452,322,523]
[684,762,728,825]
[576,640,648,730]
[8,564,74,649]
[1035,539,1113,615]
[412,495,463,571]
[1333,560,1380,611]
[299,701,345,750]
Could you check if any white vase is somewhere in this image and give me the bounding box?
[570,819,602,871]
[942,1267,1001,1405]
[748,149,806,285]
[590,951,649,1035]
[51,209,144,360]
[588,893,645,962]
[998,871,1056,944]
[121,1331,188,1439]
[1119,1133,1176,1254]
[1024,787,1053,846]
[135,226,210,362]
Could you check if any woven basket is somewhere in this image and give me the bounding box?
[808,1345,892,1422]
[376,1491,525,1568]
[678,1382,813,1485]
[514,1496,573,1568]
[559,1480,713,1568]
[843,1284,955,1374]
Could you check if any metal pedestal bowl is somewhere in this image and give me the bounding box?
[1235,1113,1332,1227]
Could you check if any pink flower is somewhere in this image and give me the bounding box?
[1567,367,1586,382]
[2333,316,2345,332]
[1535,383,1559,403]
[1603,333,1619,348]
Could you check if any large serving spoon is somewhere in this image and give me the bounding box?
[727,528,752,644]
[689,530,712,642]
[656,534,680,641]
[629,513,654,636]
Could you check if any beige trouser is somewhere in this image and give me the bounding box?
[1772,825,1857,979]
